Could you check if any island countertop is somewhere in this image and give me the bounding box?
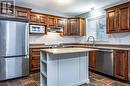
[41,48,98,54]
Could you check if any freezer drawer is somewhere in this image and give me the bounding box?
[0,56,29,81]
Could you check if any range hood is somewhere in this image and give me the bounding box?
[47,28,63,33]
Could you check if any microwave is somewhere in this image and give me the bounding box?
[29,24,46,34]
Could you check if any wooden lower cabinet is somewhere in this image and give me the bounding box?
[29,48,42,73]
[89,51,96,71]
[114,50,128,81]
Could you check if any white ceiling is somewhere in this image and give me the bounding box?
[16,0,126,17]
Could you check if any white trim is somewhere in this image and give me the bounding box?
[69,79,90,86]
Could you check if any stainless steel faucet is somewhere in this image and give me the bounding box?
[87,36,96,47]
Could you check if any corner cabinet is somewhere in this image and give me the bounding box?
[114,50,128,81]
[67,18,85,36]
[106,2,130,33]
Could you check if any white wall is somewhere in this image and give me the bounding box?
[29,0,130,45]
[78,1,130,45]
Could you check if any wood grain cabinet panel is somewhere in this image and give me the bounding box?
[89,51,96,71]
[30,12,47,25]
[106,2,130,33]
[57,18,67,36]
[29,48,41,73]
[67,18,85,36]
[56,18,65,28]
[68,18,80,36]
[15,6,31,19]
[29,47,51,73]
[30,14,37,22]
[118,5,130,32]
[106,8,118,33]
[114,50,128,81]
[47,16,56,28]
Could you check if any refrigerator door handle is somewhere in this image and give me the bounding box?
[25,23,29,55]
[3,55,27,58]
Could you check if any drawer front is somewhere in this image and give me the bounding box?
[31,59,40,70]
[31,55,40,60]
[30,49,40,55]
[31,51,40,55]
[31,49,40,52]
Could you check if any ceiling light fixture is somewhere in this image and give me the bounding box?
[57,0,65,4]
[56,0,72,5]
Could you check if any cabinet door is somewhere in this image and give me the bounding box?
[79,18,85,36]
[47,16,56,28]
[57,18,68,36]
[114,50,128,80]
[56,18,65,28]
[30,14,37,22]
[30,13,47,25]
[106,8,118,33]
[15,7,30,19]
[29,48,40,72]
[118,5,130,32]
[89,51,96,70]
[68,19,80,36]
[39,15,47,24]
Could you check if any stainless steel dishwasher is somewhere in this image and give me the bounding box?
[96,49,114,76]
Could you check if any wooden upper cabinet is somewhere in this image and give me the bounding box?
[56,18,65,28]
[114,50,128,81]
[68,18,80,36]
[15,6,31,19]
[106,2,130,33]
[67,18,85,36]
[118,4,130,32]
[30,12,47,25]
[106,8,118,33]
[47,16,68,36]
[47,16,56,28]
[56,18,68,36]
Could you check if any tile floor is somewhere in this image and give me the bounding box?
[0,72,130,86]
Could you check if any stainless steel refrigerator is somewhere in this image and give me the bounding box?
[0,17,29,81]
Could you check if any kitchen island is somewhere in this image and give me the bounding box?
[40,48,98,86]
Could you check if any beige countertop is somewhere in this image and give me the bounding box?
[29,43,130,50]
[41,48,98,54]
[93,46,130,50]
[63,45,130,51]
[29,45,52,48]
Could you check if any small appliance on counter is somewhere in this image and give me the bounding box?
[29,24,46,34]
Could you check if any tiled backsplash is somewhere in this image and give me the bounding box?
[29,33,77,45]
[29,32,130,45]
[76,33,130,45]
